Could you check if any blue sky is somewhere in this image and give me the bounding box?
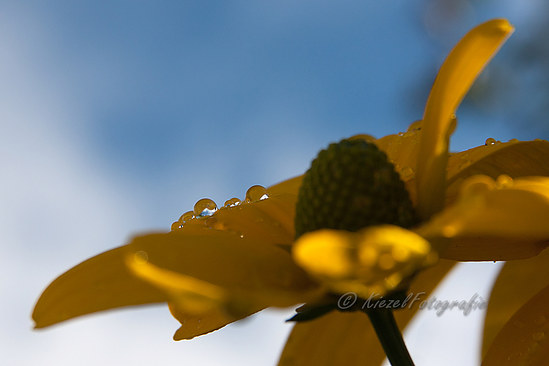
[1,1,543,365]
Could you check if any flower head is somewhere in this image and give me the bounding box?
[33,18,549,365]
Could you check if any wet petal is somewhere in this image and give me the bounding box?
[292,226,436,298]
[278,259,455,366]
[417,175,549,260]
[416,19,514,219]
[483,284,549,366]
[482,249,549,358]
[32,246,168,328]
[182,193,297,246]
[447,139,549,204]
[127,227,321,315]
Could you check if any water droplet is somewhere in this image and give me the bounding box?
[397,132,405,137]
[509,138,519,143]
[407,120,422,132]
[179,211,195,223]
[193,198,218,217]
[171,222,182,231]
[485,137,497,145]
[224,197,241,208]
[245,185,268,203]
[239,233,244,239]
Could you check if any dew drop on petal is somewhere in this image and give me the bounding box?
[245,185,268,203]
[171,222,182,231]
[485,137,497,145]
[224,197,241,208]
[407,120,422,132]
[194,198,218,217]
[179,211,195,223]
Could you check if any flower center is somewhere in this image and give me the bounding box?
[295,139,417,238]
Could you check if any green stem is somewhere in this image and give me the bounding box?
[365,308,415,366]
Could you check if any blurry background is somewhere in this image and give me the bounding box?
[1,1,547,365]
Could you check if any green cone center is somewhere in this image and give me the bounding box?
[295,139,417,238]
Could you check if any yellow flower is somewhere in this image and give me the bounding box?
[32,18,549,365]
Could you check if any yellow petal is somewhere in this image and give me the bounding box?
[373,124,423,204]
[483,284,549,366]
[168,302,250,340]
[32,246,168,328]
[417,175,549,260]
[127,227,321,313]
[482,249,549,358]
[292,226,436,298]
[416,19,514,220]
[446,139,549,204]
[178,194,297,250]
[278,259,455,366]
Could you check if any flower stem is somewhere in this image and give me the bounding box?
[365,308,415,366]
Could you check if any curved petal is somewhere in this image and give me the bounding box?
[179,194,297,246]
[293,226,437,298]
[417,175,549,260]
[168,303,255,341]
[416,19,514,219]
[278,259,455,366]
[446,139,549,204]
[126,227,321,315]
[32,246,168,328]
[482,249,549,357]
[482,284,549,365]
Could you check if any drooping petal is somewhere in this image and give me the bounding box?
[182,193,297,246]
[482,284,549,366]
[292,226,437,298]
[168,302,251,340]
[446,139,549,204]
[278,260,455,366]
[416,19,514,220]
[126,226,321,316]
[417,175,549,260]
[32,246,169,328]
[482,249,549,358]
